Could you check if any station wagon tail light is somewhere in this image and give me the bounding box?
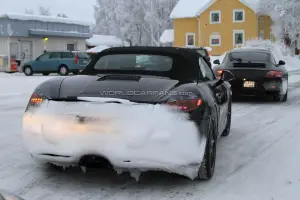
[74,53,79,64]
[265,70,283,78]
[165,99,202,112]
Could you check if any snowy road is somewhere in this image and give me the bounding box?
[1,73,300,200]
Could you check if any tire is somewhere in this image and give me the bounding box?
[58,65,69,76]
[42,73,50,76]
[273,90,288,102]
[221,100,232,137]
[24,66,33,76]
[197,118,216,180]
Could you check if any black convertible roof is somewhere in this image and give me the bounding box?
[82,46,202,81]
[99,46,203,58]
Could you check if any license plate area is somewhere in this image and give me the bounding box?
[243,81,255,88]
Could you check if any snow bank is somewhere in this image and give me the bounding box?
[86,45,110,53]
[0,13,91,26]
[160,29,174,44]
[23,99,206,180]
[241,40,300,72]
[86,35,129,47]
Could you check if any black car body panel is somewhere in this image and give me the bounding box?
[27,47,232,166]
[213,48,288,97]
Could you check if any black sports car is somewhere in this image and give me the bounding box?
[22,47,234,180]
[213,48,288,101]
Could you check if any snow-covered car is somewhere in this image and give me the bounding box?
[22,47,234,181]
[213,48,288,101]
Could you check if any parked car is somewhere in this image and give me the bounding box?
[22,51,91,76]
[22,46,234,181]
[212,48,288,101]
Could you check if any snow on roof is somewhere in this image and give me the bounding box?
[86,35,129,47]
[0,13,91,26]
[160,29,174,43]
[86,45,110,53]
[170,0,260,19]
[170,0,211,19]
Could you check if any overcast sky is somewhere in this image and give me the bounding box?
[0,0,96,23]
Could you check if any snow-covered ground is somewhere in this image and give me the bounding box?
[1,72,300,199]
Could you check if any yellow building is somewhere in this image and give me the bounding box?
[170,0,272,55]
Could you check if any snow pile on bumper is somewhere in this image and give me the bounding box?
[22,100,206,179]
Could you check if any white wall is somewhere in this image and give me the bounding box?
[0,37,9,55]
[10,36,87,60]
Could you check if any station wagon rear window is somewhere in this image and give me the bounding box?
[94,54,173,71]
[77,52,90,59]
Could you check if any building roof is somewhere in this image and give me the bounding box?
[160,29,174,43]
[0,13,91,26]
[86,35,129,47]
[86,45,110,53]
[170,0,261,19]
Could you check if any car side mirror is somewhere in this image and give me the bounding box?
[221,70,235,82]
[213,59,220,65]
[278,60,285,66]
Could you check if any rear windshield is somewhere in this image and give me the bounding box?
[76,52,90,59]
[94,54,173,71]
[229,52,270,62]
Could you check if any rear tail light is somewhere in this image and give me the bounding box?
[26,92,46,111]
[165,99,202,112]
[216,70,223,78]
[74,53,79,64]
[265,70,283,78]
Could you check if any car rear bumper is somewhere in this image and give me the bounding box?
[230,78,287,97]
[22,101,206,179]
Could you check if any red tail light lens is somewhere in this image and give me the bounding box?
[265,70,283,78]
[74,53,79,64]
[216,70,223,78]
[26,92,46,112]
[165,99,202,112]
[30,93,44,105]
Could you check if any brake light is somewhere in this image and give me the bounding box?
[165,99,202,112]
[265,70,283,78]
[74,53,79,64]
[26,92,46,112]
[30,93,44,104]
[216,70,223,78]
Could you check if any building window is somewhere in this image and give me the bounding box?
[260,30,264,39]
[233,30,245,45]
[210,33,221,46]
[210,11,221,24]
[233,9,245,22]
[67,44,75,51]
[186,33,195,47]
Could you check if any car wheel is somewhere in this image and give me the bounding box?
[273,90,288,102]
[24,66,33,76]
[197,118,216,180]
[42,73,50,76]
[221,100,232,137]
[58,65,69,76]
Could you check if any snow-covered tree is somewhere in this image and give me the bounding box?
[93,0,179,46]
[57,13,68,18]
[25,9,34,14]
[39,6,51,16]
[259,0,300,48]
